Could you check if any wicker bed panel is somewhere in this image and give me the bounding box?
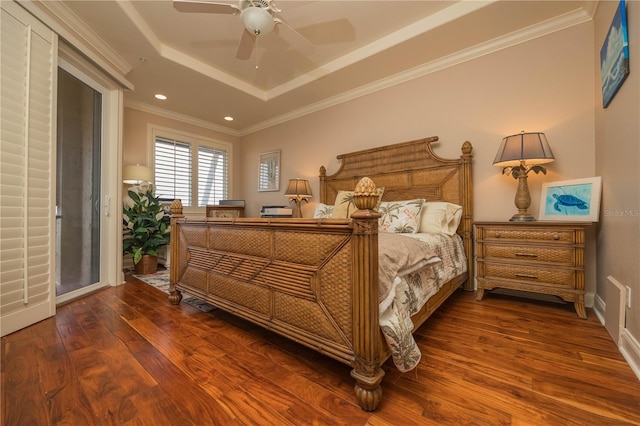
[208,227,272,258]
[208,275,271,315]
[273,231,350,266]
[318,245,353,342]
[180,266,208,292]
[180,224,208,248]
[274,293,349,346]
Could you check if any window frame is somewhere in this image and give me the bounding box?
[149,126,233,214]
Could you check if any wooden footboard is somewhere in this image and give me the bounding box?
[169,206,386,410]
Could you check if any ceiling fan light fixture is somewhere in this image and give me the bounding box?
[241,6,274,35]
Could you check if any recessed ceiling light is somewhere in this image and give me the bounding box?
[154,94,167,100]
[224,116,234,121]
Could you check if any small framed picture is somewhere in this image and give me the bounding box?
[258,150,280,192]
[539,177,602,222]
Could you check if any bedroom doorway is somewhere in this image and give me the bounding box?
[55,66,105,299]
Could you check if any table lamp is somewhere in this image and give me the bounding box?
[284,178,312,218]
[493,131,554,221]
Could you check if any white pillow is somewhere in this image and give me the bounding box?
[378,199,425,234]
[313,203,334,218]
[419,202,463,235]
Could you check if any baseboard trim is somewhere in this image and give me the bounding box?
[592,293,639,381]
[620,329,640,381]
[593,293,606,325]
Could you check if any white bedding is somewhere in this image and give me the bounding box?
[379,232,467,372]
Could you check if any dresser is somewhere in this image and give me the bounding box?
[474,221,589,319]
[205,205,245,218]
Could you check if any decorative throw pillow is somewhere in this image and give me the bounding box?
[313,203,334,218]
[332,187,385,218]
[419,202,463,235]
[378,199,426,234]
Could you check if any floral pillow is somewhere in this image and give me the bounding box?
[313,203,334,218]
[332,187,385,218]
[378,199,426,234]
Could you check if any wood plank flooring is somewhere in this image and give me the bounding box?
[2,275,640,425]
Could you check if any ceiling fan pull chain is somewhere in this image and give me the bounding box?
[255,36,259,69]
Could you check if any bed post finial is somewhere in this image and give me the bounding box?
[353,177,378,211]
[462,140,473,155]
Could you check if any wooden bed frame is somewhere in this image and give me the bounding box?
[168,136,473,410]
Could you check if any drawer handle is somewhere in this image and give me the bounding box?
[515,273,538,279]
[553,233,560,240]
[515,253,538,258]
[494,232,501,238]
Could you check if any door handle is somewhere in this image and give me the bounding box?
[104,195,110,216]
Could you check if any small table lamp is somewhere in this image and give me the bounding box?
[284,178,312,218]
[494,131,554,221]
[123,164,153,185]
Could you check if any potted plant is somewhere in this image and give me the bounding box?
[122,186,171,275]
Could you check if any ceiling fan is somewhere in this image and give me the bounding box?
[173,0,314,60]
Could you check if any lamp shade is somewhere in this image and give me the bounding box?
[241,6,275,35]
[284,178,312,198]
[493,132,555,167]
[123,164,153,184]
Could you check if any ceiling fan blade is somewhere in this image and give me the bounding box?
[173,0,240,14]
[236,29,256,60]
[274,19,315,56]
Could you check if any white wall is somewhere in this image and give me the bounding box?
[594,0,640,373]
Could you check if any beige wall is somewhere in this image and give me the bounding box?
[241,23,596,220]
[594,1,640,356]
[239,22,598,295]
[122,107,241,214]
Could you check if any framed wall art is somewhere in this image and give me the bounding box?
[258,150,280,192]
[600,0,630,108]
[539,177,602,222]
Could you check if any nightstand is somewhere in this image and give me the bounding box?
[475,221,589,319]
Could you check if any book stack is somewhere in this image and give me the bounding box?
[261,205,293,218]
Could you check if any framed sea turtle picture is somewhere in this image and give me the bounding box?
[539,177,602,222]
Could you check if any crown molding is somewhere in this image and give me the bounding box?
[241,8,592,135]
[267,0,495,99]
[125,99,240,138]
[160,45,267,101]
[116,0,266,101]
[17,0,134,90]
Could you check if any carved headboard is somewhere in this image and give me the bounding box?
[319,136,473,289]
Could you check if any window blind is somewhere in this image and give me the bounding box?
[198,145,227,206]
[154,136,192,205]
[153,132,230,207]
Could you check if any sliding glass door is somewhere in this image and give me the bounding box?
[55,67,103,297]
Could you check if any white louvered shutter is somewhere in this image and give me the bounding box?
[1,2,57,336]
[153,132,230,207]
[197,145,228,206]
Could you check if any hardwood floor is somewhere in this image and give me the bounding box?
[2,276,639,425]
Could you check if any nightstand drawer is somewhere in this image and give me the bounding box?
[483,263,576,288]
[479,227,577,244]
[481,244,576,265]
